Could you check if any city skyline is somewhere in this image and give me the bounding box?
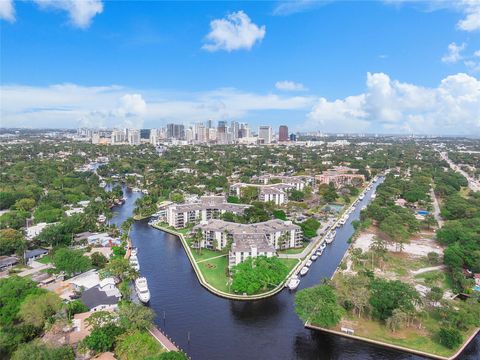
[1,1,479,134]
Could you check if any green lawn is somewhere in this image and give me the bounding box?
[196,255,231,293]
[280,258,301,272]
[37,255,52,264]
[278,246,307,255]
[331,313,476,358]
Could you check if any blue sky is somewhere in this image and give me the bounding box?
[1,0,479,134]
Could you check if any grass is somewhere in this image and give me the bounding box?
[280,258,301,272]
[414,269,454,291]
[37,255,52,264]
[196,255,231,293]
[327,313,476,358]
[278,246,306,255]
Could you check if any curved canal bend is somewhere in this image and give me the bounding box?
[110,181,479,360]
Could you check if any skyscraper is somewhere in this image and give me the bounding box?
[279,125,289,142]
[167,123,185,140]
[128,129,141,145]
[258,126,272,144]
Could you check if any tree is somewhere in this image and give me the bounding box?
[102,258,138,282]
[299,218,320,239]
[295,285,345,328]
[231,256,289,295]
[438,327,463,349]
[14,198,36,212]
[85,311,117,330]
[227,195,240,204]
[369,279,419,322]
[118,302,155,331]
[272,209,287,221]
[52,248,92,277]
[65,300,88,320]
[115,331,163,360]
[290,190,305,202]
[91,252,108,269]
[0,228,26,256]
[11,342,75,360]
[369,236,387,269]
[243,203,270,223]
[170,192,184,203]
[0,276,43,326]
[18,292,62,328]
[323,184,338,202]
[83,324,124,352]
[426,287,443,308]
[240,186,259,203]
[386,309,408,333]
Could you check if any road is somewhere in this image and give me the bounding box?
[430,188,444,228]
[439,151,480,192]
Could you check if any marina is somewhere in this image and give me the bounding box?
[109,179,479,360]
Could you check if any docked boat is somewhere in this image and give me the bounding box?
[320,242,327,250]
[130,247,138,257]
[132,187,141,192]
[130,255,140,271]
[359,193,365,200]
[287,275,300,290]
[300,266,309,276]
[306,260,313,267]
[311,254,318,261]
[142,189,149,195]
[325,235,334,244]
[361,205,367,211]
[148,218,157,226]
[316,248,324,256]
[135,277,151,303]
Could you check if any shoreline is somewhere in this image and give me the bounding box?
[151,224,301,301]
[305,322,480,360]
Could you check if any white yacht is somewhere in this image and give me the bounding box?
[361,205,367,211]
[287,275,300,290]
[130,247,138,257]
[311,254,318,261]
[130,255,140,271]
[359,193,365,200]
[135,277,151,303]
[320,242,327,250]
[316,248,324,256]
[300,266,309,276]
[142,189,149,195]
[306,260,313,267]
[132,187,141,192]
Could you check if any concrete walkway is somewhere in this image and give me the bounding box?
[196,254,227,263]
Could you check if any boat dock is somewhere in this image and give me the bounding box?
[149,326,180,352]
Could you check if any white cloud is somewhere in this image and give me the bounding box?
[273,0,329,16]
[0,0,15,22]
[0,84,313,129]
[275,81,307,91]
[202,11,266,52]
[305,72,480,135]
[456,0,480,31]
[442,42,466,63]
[475,50,480,57]
[34,0,103,29]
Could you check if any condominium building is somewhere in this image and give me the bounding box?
[315,166,365,188]
[167,123,185,140]
[166,196,250,228]
[229,182,294,205]
[192,219,303,267]
[128,129,141,145]
[111,129,127,145]
[258,126,272,144]
[252,174,315,191]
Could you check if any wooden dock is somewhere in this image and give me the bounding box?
[149,327,179,352]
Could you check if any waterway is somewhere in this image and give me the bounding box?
[109,182,479,360]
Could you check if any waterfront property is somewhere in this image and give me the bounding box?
[251,174,316,191]
[192,218,303,267]
[165,195,249,228]
[229,182,294,205]
[315,166,365,188]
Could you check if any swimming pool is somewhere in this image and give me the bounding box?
[417,210,429,215]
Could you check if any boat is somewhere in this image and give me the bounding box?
[306,260,313,267]
[99,181,106,188]
[135,277,151,303]
[132,187,141,192]
[320,242,327,250]
[361,205,367,211]
[148,218,157,226]
[130,247,138,257]
[316,248,324,256]
[287,275,300,290]
[311,254,318,261]
[300,266,309,276]
[130,255,140,271]
[325,235,334,244]
[359,193,365,200]
[142,189,149,195]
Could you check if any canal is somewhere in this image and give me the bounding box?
[109,181,479,360]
